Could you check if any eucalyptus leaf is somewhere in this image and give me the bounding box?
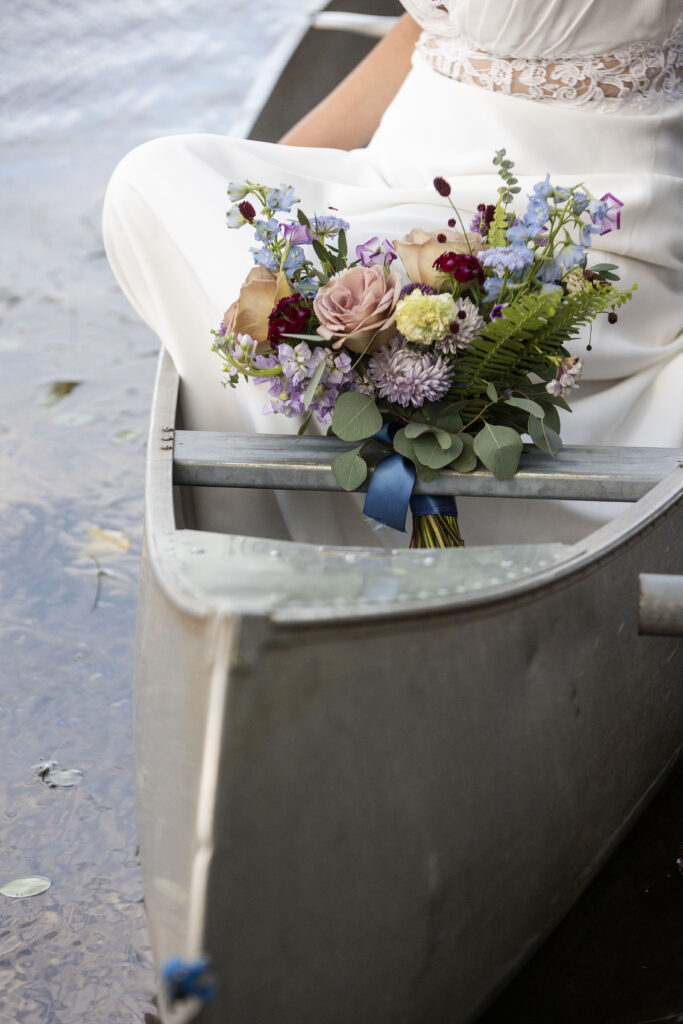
[505,397,546,419]
[1,877,51,899]
[414,461,441,484]
[528,415,562,455]
[435,407,464,432]
[537,401,561,434]
[331,447,368,491]
[414,431,462,470]
[448,433,477,473]
[393,428,415,462]
[485,381,498,403]
[303,358,326,411]
[337,229,347,261]
[473,424,523,480]
[331,392,382,442]
[404,422,431,440]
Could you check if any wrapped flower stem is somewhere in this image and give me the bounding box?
[409,495,465,549]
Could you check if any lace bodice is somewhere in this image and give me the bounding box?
[401,0,683,111]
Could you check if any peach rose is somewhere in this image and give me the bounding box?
[392,228,484,289]
[223,266,291,350]
[314,264,402,354]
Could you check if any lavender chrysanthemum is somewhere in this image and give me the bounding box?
[368,337,453,408]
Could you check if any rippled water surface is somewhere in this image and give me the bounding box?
[1,2,682,1022]
[0,2,312,1020]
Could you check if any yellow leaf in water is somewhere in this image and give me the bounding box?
[81,528,131,558]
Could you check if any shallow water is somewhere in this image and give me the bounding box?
[1,2,681,1022]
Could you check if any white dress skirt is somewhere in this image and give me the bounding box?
[103,44,683,547]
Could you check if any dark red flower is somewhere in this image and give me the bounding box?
[267,293,315,345]
[433,251,485,285]
[433,176,451,197]
[238,200,256,222]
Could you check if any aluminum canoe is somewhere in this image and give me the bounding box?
[135,347,683,1024]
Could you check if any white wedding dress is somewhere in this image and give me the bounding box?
[103,0,683,547]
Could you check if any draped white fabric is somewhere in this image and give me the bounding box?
[103,0,683,547]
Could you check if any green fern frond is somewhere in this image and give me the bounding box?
[486,198,509,248]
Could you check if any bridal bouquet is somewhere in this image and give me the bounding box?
[212,151,635,547]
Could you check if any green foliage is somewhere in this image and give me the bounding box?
[331,446,368,490]
[473,424,523,479]
[331,392,382,442]
[414,431,463,469]
[303,359,326,411]
[486,199,509,248]
[504,396,546,419]
[448,433,477,473]
[528,415,562,455]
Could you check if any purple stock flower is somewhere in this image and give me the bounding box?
[254,342,359,426]
[368,337,453,408]
[356,236,398,268]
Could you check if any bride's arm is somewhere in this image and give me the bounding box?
[278,13,421,150]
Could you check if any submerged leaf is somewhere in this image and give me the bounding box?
[80,528,131,559]
[44,380,81,406]
[1,877,51,899]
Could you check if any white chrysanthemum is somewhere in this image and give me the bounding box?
[434,297,485,354]
[394,291,458,345]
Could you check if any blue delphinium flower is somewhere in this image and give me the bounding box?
[483,276,505,301]
[226,205,248,228]
[580,222,603,247]
[266,184,298,212]
[479,244,534,279]
[252,218,280,244]
[283,246,306,274]
[532,173,554,198]
[507,220,539,245]
[525,196,550,224]
[535,243,586,283]
[250,246,278,271]
[572,191,590,215]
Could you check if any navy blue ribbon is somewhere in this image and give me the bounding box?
[363,423,458,533]
[409,494,458,518]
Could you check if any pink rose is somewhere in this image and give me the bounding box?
[314,264,402,354]
[392,228,484,289]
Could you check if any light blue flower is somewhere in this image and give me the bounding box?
[572,191,590,215]
[252,218,280,244]
[556,243,586,272]
[266,184,298,212]
[483,276,505,300]
[250,246,278,271]
[535,257,563,283]
[532,173,554,198]
[525,196,550,225]
[588,198,609,224]
[580,222,603,247]
[539,283,563,295]
[283,245,306,274]
[553,186,572,201]
[311,214,350,237]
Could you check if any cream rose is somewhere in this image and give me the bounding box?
[223,266,291,350]
[392,228,484,289]
[314,264,402,354]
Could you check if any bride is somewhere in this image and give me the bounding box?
[103,0,683,547]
